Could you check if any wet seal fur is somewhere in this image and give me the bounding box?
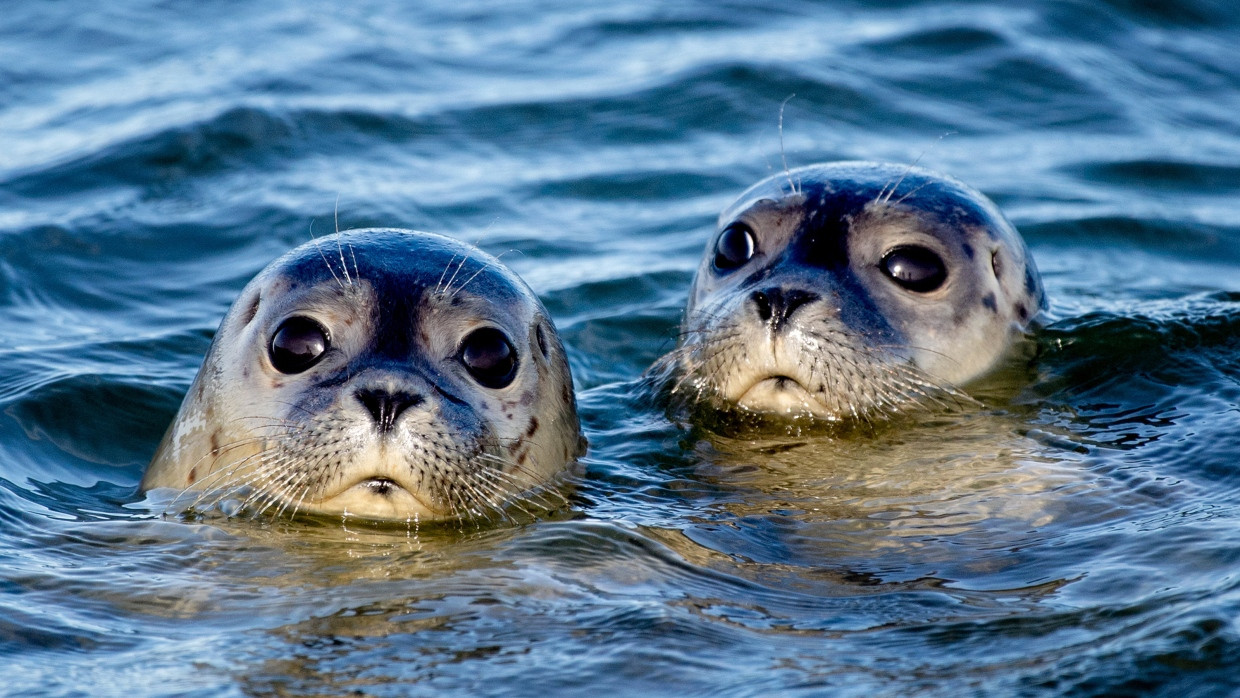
[143,229,584,522]
[659,161,1045,426]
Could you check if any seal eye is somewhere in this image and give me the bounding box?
[269,316,330,374]
[881,246,947,293]
[713,223,756,271]
[460,327,518,389]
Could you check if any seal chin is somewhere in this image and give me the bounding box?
[735,375,831,418]
[314,475,441,520]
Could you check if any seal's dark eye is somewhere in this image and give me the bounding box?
[881,246,947,293]
[713,223,756,271]
[269,316,330,374]
[460,327,517,389]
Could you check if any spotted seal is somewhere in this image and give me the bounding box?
[142,228,584,522]
[663,161,1044,424]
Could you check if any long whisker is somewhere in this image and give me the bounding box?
[778,93,798,196]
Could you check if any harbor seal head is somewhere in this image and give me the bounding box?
[665,161,1044,425]
[142,228,584,522]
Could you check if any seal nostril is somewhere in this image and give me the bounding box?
[782,289,817,317]
[751,289,774,321]
[356,389,424,433]
[751,288,818,330]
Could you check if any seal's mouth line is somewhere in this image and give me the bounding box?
[315,474,437,511]
[737,372,812,395]
[736,374,820,402]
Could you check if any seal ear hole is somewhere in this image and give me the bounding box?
[713,223,756,272]
[460,327,518,389]
[880,246,947,293]
[535,321,551,361]
[240,292,261,327]
[269,316,330,374]
[991,249,1003,280]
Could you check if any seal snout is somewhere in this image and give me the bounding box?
[750,287,819,332]
[355,387,425,433]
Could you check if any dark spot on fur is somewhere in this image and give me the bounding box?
[562,384,572,405]
[187,467,197,484]
[962,243,974,260]
[525,417,540,438]
[517,451,528,466]
[982,293,998,312]
[1017,304,1029,321]
[210,430,221,454]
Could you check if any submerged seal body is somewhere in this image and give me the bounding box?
[667,161,1044,424]
[143,228,583,522]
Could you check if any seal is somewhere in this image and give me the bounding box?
[142,228,584,522]
[663,161,1044,424]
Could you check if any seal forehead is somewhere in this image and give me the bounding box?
[275,228,530,304]
[725,162,1004,237]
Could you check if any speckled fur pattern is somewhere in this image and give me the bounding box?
[142,229,584,523]
[660,161,1045,425]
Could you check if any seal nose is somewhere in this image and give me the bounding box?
[356,388,424,433]
[751,287,819,331]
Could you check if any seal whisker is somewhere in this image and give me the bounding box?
[435,252,460,295]
[487,465,569,513]
[440,253,472,299]
[451,260,498,300]
[474,453,563,519]
[891,180,934,206]
[457,467,522,524]
[309,228,348,293]
[778,93,798,196]
[169,432,295,509]
[333,196,354,287]
[268,456,321,521]
[183,448,281,514]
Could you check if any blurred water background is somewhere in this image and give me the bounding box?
[2,0,1239,695]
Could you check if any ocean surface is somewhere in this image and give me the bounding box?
[2,1,1239,695]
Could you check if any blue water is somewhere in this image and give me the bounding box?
[3,1,1240,695]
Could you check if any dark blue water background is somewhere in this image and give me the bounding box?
[2,1,1239,695]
